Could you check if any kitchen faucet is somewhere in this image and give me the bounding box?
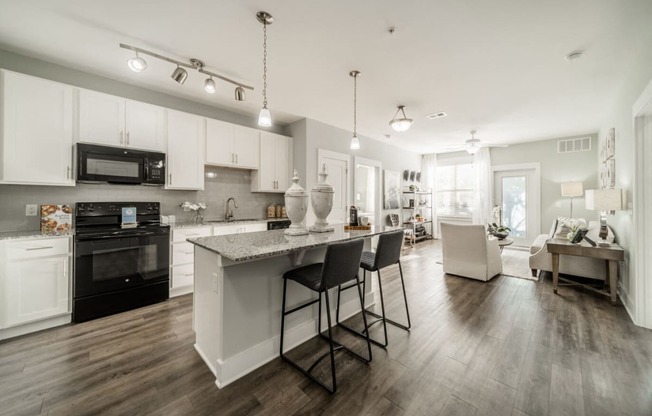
[225,197,238,221]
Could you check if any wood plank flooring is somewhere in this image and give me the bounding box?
[1,240,651,415]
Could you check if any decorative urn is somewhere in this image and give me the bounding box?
[310,164,335,233]
[284,169,309,236]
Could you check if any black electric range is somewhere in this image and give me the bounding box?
[73,202,169,323]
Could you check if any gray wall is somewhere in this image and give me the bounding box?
[0,166,284,231]
[490,134,599,233]
[291,118,422,225]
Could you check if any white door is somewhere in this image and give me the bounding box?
[1,70,74,186]
[78,89,125,146]
[206,118,234,166]
[4,256,70,327]
[354,157,382,227]
[125,100,166,151]
[493,165,540,246]
[233,125,259,169]
[318,149,350,224]
[167,110,205,190]
[274,135,291,190]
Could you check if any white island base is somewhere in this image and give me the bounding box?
[192,239,374,388]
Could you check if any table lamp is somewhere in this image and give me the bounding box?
[585,189,624,247]
[561,182,584,218]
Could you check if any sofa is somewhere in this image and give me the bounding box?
[441,222,503,281]
[529,219,615,280]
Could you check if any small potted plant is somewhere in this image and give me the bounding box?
[487,223,511,240]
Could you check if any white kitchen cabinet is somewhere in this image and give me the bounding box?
[77,89,165,151]
[170,226,212,296]
[0,70,74,186]
[166,110,205,190]
[1,237,71,329]
[251,132,292,193]
[206,119,259,169]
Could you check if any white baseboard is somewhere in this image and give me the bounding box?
[619,285,638,326]
[212,293,374,389]
[0,314,71,341]
[194,343,217,377]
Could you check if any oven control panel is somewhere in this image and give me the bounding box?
[76,202,161,217]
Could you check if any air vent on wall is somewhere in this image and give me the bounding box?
[558,137,591,153]
[426,112,447,119]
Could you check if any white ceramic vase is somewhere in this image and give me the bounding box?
[284,169,309,236]
[310,164,334,233]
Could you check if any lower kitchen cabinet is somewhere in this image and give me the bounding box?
[0,236,72,336]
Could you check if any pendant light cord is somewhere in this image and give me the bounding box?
[353,73,357,136]
[262,21,268,109]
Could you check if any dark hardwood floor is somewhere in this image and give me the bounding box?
[1,240,651,416]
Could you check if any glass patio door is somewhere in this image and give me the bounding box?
[493,167,540,247]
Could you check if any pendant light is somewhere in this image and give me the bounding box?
[389,105,413,132]
[350,70,361,150]
[257,11,273,127]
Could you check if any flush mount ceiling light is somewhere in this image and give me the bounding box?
[119,43,253,100]
[350,70,361,150]
[127,52,147,72]
[389,105,413,132]
[257,11,274,127]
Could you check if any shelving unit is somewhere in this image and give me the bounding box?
[401,190,434,246]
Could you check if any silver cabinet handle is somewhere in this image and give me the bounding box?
[26,246,54,251]
[169,173,172,185]
[183,273,194,277]
[126,131,130,145]
[231,153,234,163]
[66,166,71,179]
[235,154,238,164]
[184,251,194,254]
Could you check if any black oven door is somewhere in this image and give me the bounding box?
[74,231,169,298]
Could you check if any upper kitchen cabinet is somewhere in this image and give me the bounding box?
[206,119,259,169]
[166,110,205,190]
[0,70,74,186]
[77,89,165,152]
[251,131,292,193]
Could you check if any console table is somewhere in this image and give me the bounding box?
[546,238,624,304]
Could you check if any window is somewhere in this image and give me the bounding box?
[436,161,474,216]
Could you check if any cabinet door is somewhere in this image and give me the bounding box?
[274,135,291,190]
[4,256,70,327]
[167,110,205,190]
[125,100,166,151]
[233,125,259,169]
[257,132,277,192]
[205,118,234,166]
[1,70,74,186]
[78,89,125,146]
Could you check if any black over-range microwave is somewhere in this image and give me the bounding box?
[77,143,165,185]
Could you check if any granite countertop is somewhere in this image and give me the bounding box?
[188,225,401,262]
[0,230,74,241]
[170,218,289,229]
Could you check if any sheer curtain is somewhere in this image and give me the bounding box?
[472,148,492,226]
[422,154,438,238]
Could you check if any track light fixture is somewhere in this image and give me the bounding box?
[389,105,413,132]
[350,70,361,150]
[204,76,216,94]
[127,52,147,72]
[257,11,274,127]
[119,43,253,100]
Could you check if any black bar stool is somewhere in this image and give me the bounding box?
[336,229,410,348]
[279,238,371,394]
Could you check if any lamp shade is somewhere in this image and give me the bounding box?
[561,181,584,197]
[585,189,624,211]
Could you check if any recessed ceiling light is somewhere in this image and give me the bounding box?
[426,112,447,119]
[566,50,583,61]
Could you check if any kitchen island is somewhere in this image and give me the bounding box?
[187,225,399,388]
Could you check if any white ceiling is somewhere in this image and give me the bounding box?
[1,0,651,153]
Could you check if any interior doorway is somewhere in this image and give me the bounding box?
[354,157,382,228]
[492,164,541,247]
[317,149,350,224]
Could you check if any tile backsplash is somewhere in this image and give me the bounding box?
[0,166,284,232]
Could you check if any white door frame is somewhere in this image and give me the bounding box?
[633,78,652,329]
[354,156,382,228]
[317,149,351,224]
[491,163,541,245]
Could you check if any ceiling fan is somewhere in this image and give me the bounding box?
[443,130,509,154]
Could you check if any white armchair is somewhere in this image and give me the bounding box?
[440,222,503,281]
